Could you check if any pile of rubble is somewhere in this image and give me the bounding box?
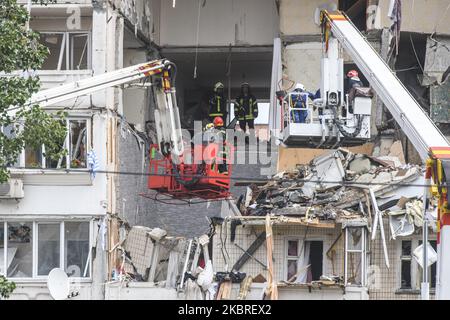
[239,147,423,222]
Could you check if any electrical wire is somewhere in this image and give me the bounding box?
[409,34,425,74]
[11,166,436,188]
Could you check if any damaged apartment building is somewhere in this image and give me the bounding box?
[0,0,449,301]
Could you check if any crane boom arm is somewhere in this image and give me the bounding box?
[321,11,449,161]
[27,60,167,107]
[19,58,184,157]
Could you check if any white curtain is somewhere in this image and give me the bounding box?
[295,241,311,283]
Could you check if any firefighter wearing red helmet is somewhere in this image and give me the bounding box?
[213,116,224,128]
[346,69,364,110]
[347,69,363,90]
[211,116,228,175]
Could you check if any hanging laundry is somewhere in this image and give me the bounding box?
[87,150,100,179]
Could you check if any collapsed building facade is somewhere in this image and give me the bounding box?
[0,0,449,300]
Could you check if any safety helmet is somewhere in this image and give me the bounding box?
[213,116,224,127]
[214,82,224,92]
[347,70,359,78]
[294,83,305,91]
[205,123,214,130]
[241,82,250,88]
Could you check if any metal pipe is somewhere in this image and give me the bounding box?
[421,175,430,300]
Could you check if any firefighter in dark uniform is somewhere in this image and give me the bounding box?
[209,82,227,123]
[234,82,258,132]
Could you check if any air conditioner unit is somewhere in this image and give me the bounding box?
[0,179,24,199]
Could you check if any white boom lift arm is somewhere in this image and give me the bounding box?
[321,10,450,300]
[15,59,184,157]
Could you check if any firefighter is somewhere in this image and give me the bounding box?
[212,116,228,175]
[347,69,363,89]
[209,82,227,123]
[346,70,364,110]
[289,83,315,123]
[234,82,258,132]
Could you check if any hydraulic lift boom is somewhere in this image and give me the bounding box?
[321,10,450,300]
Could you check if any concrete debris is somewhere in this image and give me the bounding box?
[118,226,187,285]
[148,227,167,241]
[349,155,372,174]
[388,199,425,239]
[240,147,421,223]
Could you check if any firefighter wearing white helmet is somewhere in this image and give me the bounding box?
[289,82,315,123]
[209,82,227,123]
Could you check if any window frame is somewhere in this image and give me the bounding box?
[397,238,437,292]
[0,219,93,282]
[284,237,324,282]
[344,226,368,287]
[15,116,91,171]
[39,31,92,71]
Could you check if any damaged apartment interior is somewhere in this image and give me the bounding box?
[0,0,449,301]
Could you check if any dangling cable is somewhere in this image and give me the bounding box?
[193,0,203,79]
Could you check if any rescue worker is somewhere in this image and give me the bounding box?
[234,82,258,132]
[346,70,364,111]
[289,83,315,123]
[209,82,227,123]
[347,70,363,90]
[212,116,228,175]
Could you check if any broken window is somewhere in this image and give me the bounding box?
[39,32,91,70]
[69,120,87,168]
[12,118,90,170]
[25,145,43,168]
[417,240,437,289]
[285,239,323,283]
[70,33,89,70]
[65,222,90,277]
[400,240,412,289]
[344,226,367,286]
[399,239,437,291]
[37,223,61,276]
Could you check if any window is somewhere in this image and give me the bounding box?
[68,119,88,169]
[399,239,437,291]
[400,240,412,289]
[0,124,20,167]
[65,222,90,277]
[13,118,90,170]
[0,221,91,279]
[40,32,91,70]
[285,239,323,283]
[7,222,33,278]
[37,223,61,276]
[344,226,368,286]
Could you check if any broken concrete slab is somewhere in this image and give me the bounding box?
[349,155,371,174]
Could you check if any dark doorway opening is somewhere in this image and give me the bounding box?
[339,0,367,31]
[308,241,323,281]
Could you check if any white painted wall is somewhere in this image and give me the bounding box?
[159,0,279,46]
